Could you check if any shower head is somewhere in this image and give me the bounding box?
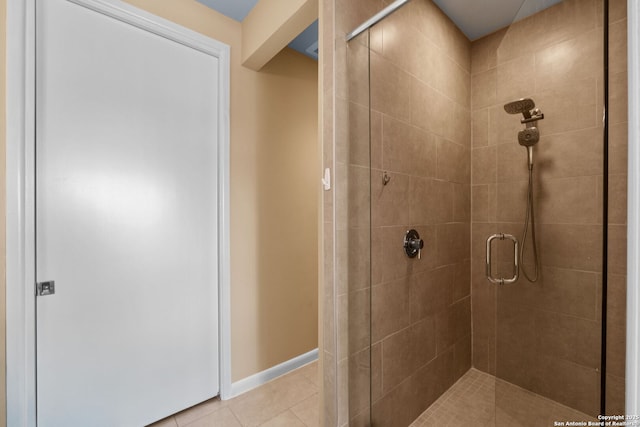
[504,98,536,116]
[518,127,539,147]
[505,98,543,170]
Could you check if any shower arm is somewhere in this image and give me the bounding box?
[521,111,544,125]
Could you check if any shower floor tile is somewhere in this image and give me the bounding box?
[409,368,596,427]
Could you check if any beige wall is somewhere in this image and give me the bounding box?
[1,0,318,401]
[242,0,318,70]
[1,0,6,423]
[252,48,319,371]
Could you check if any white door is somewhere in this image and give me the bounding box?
[35,1,221,425]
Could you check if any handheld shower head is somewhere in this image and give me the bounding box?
[504,98,536,116]
[518,127,539,170]
[518,127,539,147]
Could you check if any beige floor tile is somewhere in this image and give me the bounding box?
[176,398,227,426]
[410,368,595,427]
[228,384,290,427]
[148,416,178,427]
[269,370,318,409]
[150,363,319,427]
[182,407,241,427]
[290,394,319,427]
[495,407,527,427]
[258,410,306,427]
[297,362,319,388]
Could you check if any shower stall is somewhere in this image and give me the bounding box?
[321,0,628,425]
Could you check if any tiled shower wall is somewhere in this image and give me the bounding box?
[470,0,627,417]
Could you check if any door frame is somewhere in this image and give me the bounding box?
[6,0,232,425]
[628,0,640,414]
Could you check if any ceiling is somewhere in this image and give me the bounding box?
[195,0,563,61]
[196,0,319,60]
[196,0,259,22]
[433,0,562,40]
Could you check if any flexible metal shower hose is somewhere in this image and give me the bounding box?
[521,167,540,282]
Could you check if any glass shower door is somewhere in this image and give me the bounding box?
[360,1,473,425]
[481,0,625,424]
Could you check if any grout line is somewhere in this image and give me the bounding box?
[289,410,308,427]
[228,408,243,427]
[225,404,247,427]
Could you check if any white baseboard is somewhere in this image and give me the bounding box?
[227,348,319,399]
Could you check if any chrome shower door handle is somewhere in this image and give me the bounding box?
[486,233,519,285]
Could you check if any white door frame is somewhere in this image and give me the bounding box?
[6,0,232,425]
[627,0,640,415]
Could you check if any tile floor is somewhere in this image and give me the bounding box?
[148,361,319,427]
[150,363,595,427]
[410,368,596,427]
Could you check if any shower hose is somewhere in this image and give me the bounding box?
[521,166,540,282]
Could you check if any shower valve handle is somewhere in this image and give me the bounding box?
[404,229,424,259]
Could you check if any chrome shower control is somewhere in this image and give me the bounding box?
[403,229,424,259]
